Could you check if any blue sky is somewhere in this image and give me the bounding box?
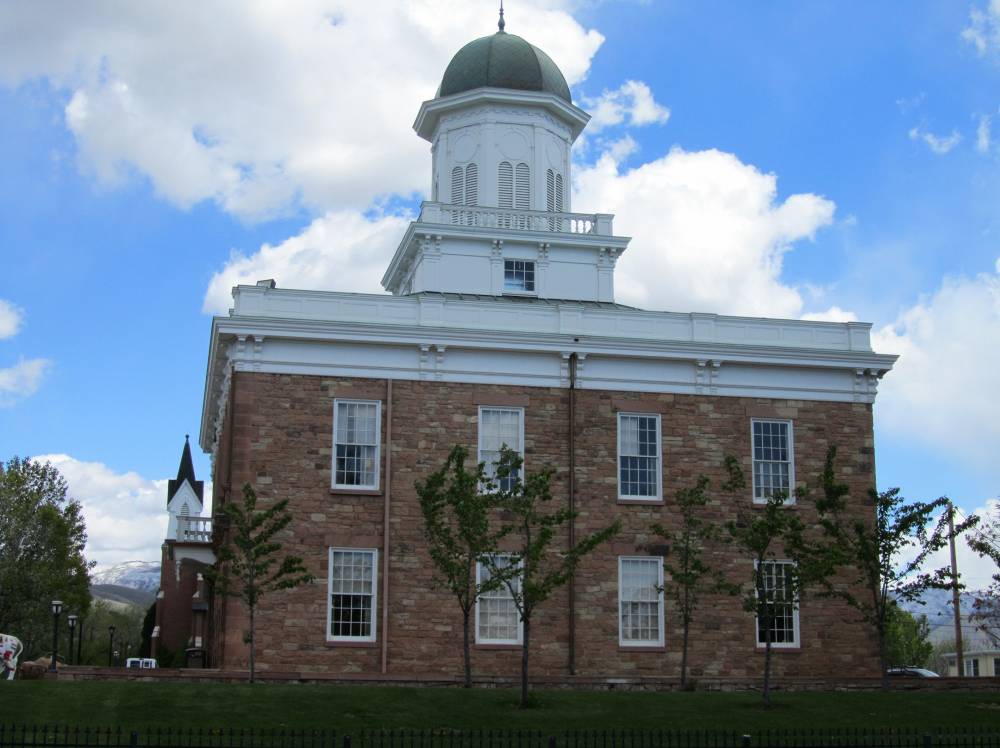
[0,1,997,579]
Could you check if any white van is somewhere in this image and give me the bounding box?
[125,658,157,669]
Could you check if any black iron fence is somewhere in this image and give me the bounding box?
[2,727,998,748]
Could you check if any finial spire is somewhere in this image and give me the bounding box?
[498,0,505,32]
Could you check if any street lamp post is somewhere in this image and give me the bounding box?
[107,625,116,667]
[67,614,78,666]
[49,600,63,673]
[76,618,84,665]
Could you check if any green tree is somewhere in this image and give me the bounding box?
[649,475,718,689]
[966,504,1000,646]
[723,456,805,709]
[800,446,975,689]
[0,456,92,658]
[884,601,933,667]
[209,482,314,682]
[415,445,509,687]
[487,446,620,708]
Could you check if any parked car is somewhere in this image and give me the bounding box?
[124,658,157,669]
[887,666,939,678]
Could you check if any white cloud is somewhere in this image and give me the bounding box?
[0,358,51,406]
[909,126,962,155]
[801,306,859,323]
[918,499,1000,595]
[0,299,23,339]
[583,80,670,133]
[873,259,1000,473]
[203,209,411,313]
[36,454,210,570]
[977,114,993,153]
[0,1,603,221]
[573,145,835,316]
[963,0,1000,57]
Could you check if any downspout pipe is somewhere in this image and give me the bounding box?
[568,352,578,675]
[381,379,394,674]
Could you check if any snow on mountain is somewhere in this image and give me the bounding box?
[92,560,160,593]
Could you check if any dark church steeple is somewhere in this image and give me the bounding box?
[167,434,204,505]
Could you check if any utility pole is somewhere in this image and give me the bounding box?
[948,500,964,676]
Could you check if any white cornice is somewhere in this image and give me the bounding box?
[198,286,897,455]
[414,88,591,142]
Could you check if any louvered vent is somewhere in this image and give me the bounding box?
[546,169,555,212]
[465,163,478,206]
[554,173,564,213]
[515,164,530,211]
[451,167,463,204]
[498,161,514,209]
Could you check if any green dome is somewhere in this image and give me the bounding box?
[438,32,571,103]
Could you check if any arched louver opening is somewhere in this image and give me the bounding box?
[515,164,530,211]
[180,502,190,516]
[451,166,463,205]
[451,164,478,223]
[546,169,564,230]
[465,163,478,206]
[498,161,514,209]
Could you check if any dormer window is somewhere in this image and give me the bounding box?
[504,260,535,294]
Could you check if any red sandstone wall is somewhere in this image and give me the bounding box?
[212,372,880,681]
[155,547,207,657]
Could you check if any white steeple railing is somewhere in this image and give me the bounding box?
[419,201,614,237]
[176,516,213,543]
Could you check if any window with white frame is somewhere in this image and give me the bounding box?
[475,554,522,644]
[478,406,523,492]
[618,413,661,500]
[755,560,799,647]
[333,400,381,490]
[618,557,664,646]
[964,657,980,676]
[503,260,535,293]
[751,419,794,503]
[327,548,378,642]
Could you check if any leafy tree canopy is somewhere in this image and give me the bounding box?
[0,456,92,658]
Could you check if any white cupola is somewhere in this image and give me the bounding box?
[382,15,630,303]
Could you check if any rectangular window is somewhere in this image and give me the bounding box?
[333,399,381,490]
[327,548,377,642]
[964,657,980,676]
[755,560,799,648]
[476,555,522,645]
[618,557,664,646]
[478,406,524,492]
[751,419,794,503]
[618,413,662,500]
[993,657,999,676]
[503,260,535,293]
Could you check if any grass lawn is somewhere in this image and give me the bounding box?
[7,682,1000,732]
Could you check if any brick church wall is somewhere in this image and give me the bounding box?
[212,371,880,680]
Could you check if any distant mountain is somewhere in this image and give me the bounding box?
[899,587,993,647]
[91,583,156,609]
[92,561,160,593]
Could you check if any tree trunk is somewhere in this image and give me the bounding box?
[878,622,889,691]
[249,602,256,684]
[462,607,472,688]
[520,616,531,709]
[762,600,772,709]
[681,619,690,690]
[681,585,690,689]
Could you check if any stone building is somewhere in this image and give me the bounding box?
[197,19,896,681]
[151,436,214,666]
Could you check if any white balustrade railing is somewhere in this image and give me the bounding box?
[419,202,613,236]
[176,516,213,543]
